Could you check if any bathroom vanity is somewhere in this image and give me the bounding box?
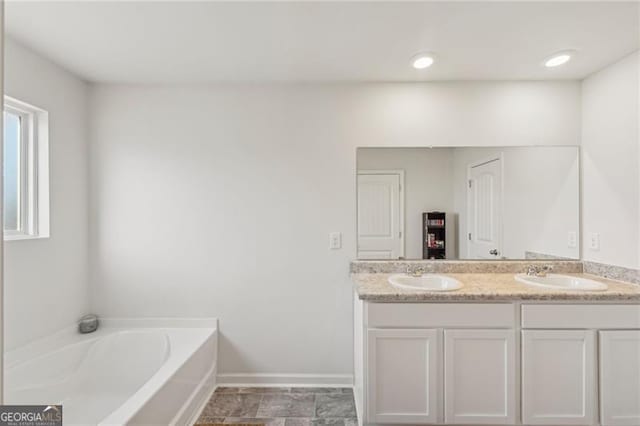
[351,263,640,426]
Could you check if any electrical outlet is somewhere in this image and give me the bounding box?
[567,231,577,248]
[589,232,600,251]
[329,232,342,250]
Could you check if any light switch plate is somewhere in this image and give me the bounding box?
[589,232,600,250]
[567,231,577,248]
[329,232,342,250]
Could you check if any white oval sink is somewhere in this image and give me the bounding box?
[515,273,608,291]
[388,274,463,291]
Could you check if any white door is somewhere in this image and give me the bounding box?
[599,330,640,426]
[522,330,596,425]
[467,158,502,259]
[444,329,516,425]
[367,329,440,424]
[357,172,403,259]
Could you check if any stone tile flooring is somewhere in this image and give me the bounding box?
[196,387,358,426]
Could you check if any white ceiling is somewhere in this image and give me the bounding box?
[5,1,639,83]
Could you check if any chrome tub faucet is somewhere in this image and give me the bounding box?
[78,314,99,334]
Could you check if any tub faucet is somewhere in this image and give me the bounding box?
[526,264,553,277]
[78,314,99,334]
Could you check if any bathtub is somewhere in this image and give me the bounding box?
[5,318,217,426]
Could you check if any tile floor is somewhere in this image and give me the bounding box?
[196,387,358,426]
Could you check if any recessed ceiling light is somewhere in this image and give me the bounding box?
[544,50,575,68]
[412,53,435,70]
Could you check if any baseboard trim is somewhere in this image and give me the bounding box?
[217,373,354,387]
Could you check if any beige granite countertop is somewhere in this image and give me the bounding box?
[352,273,640,302]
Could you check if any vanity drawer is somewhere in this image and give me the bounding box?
[521,304,640,329]
[366,303,515,328]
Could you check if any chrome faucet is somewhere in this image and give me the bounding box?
[407,266,425,277]
[407,264,433,277]
[526,264,553,277]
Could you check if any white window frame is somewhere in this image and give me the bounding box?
[3,96,50,241]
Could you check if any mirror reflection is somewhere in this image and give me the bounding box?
[357,146,579,260]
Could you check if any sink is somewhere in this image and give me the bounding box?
[388,274,463,291]
[515,273,608,291]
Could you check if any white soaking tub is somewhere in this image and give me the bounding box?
[5,318,218,426]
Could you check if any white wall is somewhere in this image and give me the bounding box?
[89,81,580,380]
[582,51,640,269]
[4,38,90,350]
[452,146,580,260]
[357,148,455,259]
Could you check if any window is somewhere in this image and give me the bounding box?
[3,96,49,240]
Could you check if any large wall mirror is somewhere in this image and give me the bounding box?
[357,146,580,260]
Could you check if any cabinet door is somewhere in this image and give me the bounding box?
[522,330,596,425]
[444,329,516,425]
[367,329,440,424]
[600,331,640,426]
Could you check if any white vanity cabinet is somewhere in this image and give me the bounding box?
[367,329,440,424]
[355,300,640,426]
[521,330,597,425]
[599,331,640,426]
[444,329,516,424]
[520,305,640,426]
[358,302,517,425]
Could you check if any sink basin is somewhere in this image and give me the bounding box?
[515,273,608,291]
[388,274,463,291]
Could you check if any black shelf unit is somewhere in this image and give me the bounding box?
[423,212,448,260]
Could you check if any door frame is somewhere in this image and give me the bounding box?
[466,154,504,259]
[357,169,405,259]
